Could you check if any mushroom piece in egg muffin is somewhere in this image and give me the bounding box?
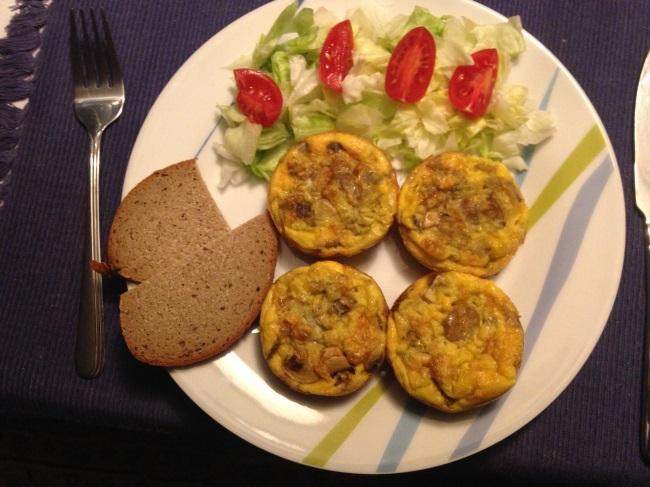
[397,152,528,277]
[387,271,524,413]
[267,132,398,257]
[259,261,388,396]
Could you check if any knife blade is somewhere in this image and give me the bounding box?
[634,49,650,463]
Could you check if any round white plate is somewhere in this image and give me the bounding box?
[123,0,625,474]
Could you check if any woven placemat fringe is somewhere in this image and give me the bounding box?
[0,0,49,209]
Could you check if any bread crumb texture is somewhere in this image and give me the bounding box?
[107,160,230,283]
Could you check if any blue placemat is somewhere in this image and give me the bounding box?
[0,0,648,482]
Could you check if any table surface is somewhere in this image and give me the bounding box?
[0,0,649,484]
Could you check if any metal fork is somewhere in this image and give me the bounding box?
[70,8,124,378]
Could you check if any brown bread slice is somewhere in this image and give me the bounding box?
[107,159,230,283]
[119,214,277,367]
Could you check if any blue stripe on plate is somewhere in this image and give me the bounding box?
[376,398,428,473]
[195,121,221,158]
[449,154,613,462]
[376,155,612,472]
[516,67,560,186]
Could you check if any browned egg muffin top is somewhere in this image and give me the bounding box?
[398,152,528,276]
[259,260,388,396]
[387,271,524,412]
[268,132,398,257]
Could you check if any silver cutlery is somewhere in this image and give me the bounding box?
[69,8,124,378]
[634,49,650,462]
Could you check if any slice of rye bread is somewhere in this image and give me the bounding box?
[119,213,278,367]
[107,159,230,283]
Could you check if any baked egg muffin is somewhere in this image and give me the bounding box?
[397,152,528,276]
[387,271,524,413]
[259,260,388,396]
[267,132,398,257]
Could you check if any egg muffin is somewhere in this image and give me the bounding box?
[267,132,398,257]
[397,152,528,276]
[387,271,524,413]
[259,260,388,396]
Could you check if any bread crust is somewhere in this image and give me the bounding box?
[119,214,278,367]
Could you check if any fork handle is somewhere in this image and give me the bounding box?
[75,131,105,379]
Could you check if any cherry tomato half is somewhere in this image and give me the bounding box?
[384,26,436,103]
[233,68,283,127]
[319,19,354,92]
[448,48,499,118]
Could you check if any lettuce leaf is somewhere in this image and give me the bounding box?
[221,119,262,165]
[251,3,301,68]
[217,104,247,127]
[335,103,384,139]
[292,113,336,140]
[380,6,446,49]
[249,141,294,180]
[286,55,320,106]
[258,122,290,150]
[270,51,291,91]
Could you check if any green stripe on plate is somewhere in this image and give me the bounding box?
[527,125,605,229]
[302,379,388,467]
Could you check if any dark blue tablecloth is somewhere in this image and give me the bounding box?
[0,0,649,484]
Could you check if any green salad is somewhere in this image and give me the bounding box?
[214,2,555,186]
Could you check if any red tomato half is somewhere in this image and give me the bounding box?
[384,27,436,103]
[448,48,499,118]
[233,68,283,127]
[319,19,354,92]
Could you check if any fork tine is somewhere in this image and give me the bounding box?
[79,9,98,87]
[69,9,86,87]
[99,9,123,86]
[89,9,109,87]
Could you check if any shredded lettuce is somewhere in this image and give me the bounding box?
[286,55,321,106]
[258,122,290,150]
[335,103,384,139]
[215,3,554,185]
[249,141,294,180]
[491,110,555,158]
[217,105,246,127]
[380,6,446,49]
[341,72,383,104]
[216,119,261,165]
[250,3,307,68]
[292,113,336,141]
[270,51,291,91]
[249,3,298,68]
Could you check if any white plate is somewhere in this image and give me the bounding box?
[122,0,625,474]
